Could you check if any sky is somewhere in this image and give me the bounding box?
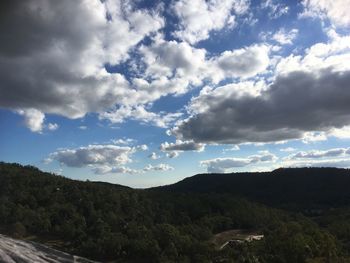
[1,0,350,188]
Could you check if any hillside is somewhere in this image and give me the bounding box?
[1,162,350,262]
[158,167,350,211]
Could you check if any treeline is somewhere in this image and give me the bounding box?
[0,162,349,262]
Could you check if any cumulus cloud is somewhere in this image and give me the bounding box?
[0,0,164,130]
[276,33,350,75]
[201,151,277,173]
[148,152,161,160]
[214,45,270,79]
[301,0,350,27]
[173,35,350,145]
[172,0,249,44]
[138,39,270,96]
[45,144,161,175]
[47,143,176,174]
[174,68,350,144]
[139,38,207,81]
[47,145,135,168]
[47,123,59,131]
[100,105,183,128]
[17,108,45,133]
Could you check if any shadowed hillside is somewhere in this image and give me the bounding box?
[157,167,350,211]
[1,162,350,262]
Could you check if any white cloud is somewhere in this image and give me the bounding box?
[283,158,350,169]
[280,147,296,152]
[172,0,249,44]
[301,131,328,144]
[47,145,135,168]
[111,138,136,145]
[276,33,350,75]
[272,28,298,45]
[137,144,149,151]
[261,0,289,19]
[143,163,174,172]
[214,45,270,79]
[47,123,59,131]
[140,37,207,80]
[93,162,174,174]
[137,39,270,99]
[201,152,277,173]
[281,146,350,169]
[223,145,240,152]
[100,105,183,128]
[148,152,161,160]
[45,144,152,175]
[329,126,350,139]
[104,0,164,65]
[301,0,350,28]
[92,165,140,175]
[17,108,45,133]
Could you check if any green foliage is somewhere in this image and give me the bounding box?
[0,162,349,262]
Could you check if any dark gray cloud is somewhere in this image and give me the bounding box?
[0,0,163,119]
[288,147,350,160]
[174,69,350,144]
[160,140,205,152]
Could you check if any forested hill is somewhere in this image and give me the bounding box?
[157,167,350,210]
[2,162,350,262]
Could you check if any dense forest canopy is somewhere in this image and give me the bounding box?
[157,167,350,211]
[1,162,350,262]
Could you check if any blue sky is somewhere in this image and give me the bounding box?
[1,0,350,187]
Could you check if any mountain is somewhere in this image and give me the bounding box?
[157,167,350,211]
[1,162,350,262]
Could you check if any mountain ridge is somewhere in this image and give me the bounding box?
[2,162,350,262]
